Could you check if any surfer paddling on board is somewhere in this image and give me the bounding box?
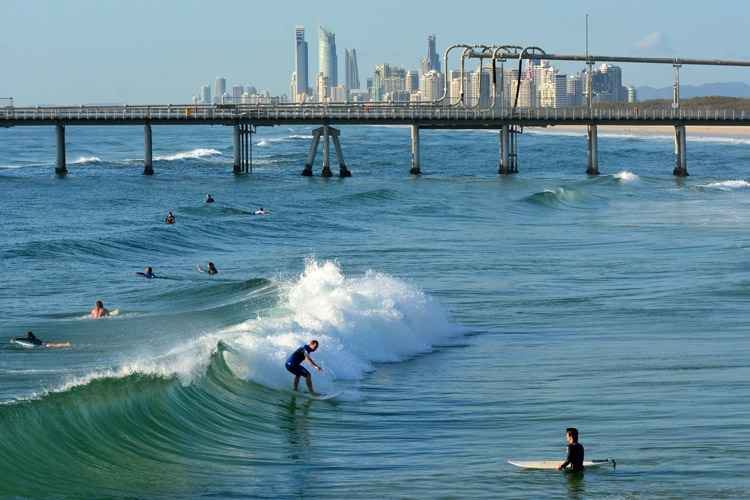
[556,428,584,471]
[198,262,218,274]
[285,340,323,397]
[10,331,70,347]
[135,267,167,279]
[91,300,110,318]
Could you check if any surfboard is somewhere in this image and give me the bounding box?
[312,392,342,400]
[11,339,38,348]
[508,459,615,469]
[110,309,120,316]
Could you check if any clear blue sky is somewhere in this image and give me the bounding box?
[2,0,749,105]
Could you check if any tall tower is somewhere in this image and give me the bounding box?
[295,26,309,97]
[427,34,439,72]
[318,23,338,87]
[215,77,226,103]
[345,48,359,91]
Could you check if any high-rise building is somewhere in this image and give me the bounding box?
[317,73,330,101]
[232,85,244,101]
[295,26,309,99]
[201,85,211,105]
[405,70,419,94]
[627,85,637,103]
[567,73,584,106]
[345,48,360,91]
[215,77,226,103]
[420,70,444,102]
[427,34,439,73]
[319,23,338,87]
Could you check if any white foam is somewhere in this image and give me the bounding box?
[70,156,101,164]
[155,148,222,161]
[223,259,465,395]
[614,171,639,183]
[702,180,750,191]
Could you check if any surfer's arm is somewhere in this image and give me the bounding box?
[305,356,322,372]
[557,445,573,470]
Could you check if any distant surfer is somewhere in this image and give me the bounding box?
[254,207,269,215]
[285,340,323,397]
[135,267,166,279]
[205,194,214,203]
[198,262,218,274]
[556,428,584,471]
[163,211,175,224]
[10,331,70,347]
[91,300,110,318]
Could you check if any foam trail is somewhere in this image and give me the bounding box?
[702,180,750,191]
[155,148,222,161]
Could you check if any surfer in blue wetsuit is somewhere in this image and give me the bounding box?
[557,428,584,471]
[285,340,322,397]
[135,267,166,279]
[205,194,214,203]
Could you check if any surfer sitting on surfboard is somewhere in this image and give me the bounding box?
[198,262,218,274]
[556,427,584,471]
[10,331,70,347]
[285,340,323,397]
[91,300,110,318]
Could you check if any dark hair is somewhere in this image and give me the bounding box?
[566,428,578,441]
[310,340,319,346]
[96,300,103,307]
[26,331,36,339]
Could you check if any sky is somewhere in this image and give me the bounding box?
[2,0,750,105]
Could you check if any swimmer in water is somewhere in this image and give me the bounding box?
[91,300,110,318]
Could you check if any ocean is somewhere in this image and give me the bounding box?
[1,123,749,499]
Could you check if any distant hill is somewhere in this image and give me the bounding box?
[636,82,750,100]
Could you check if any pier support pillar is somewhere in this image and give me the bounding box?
[321,124,332,177]
[143,123,154,175]
[301,127,322,176]
[586,124,599,175]
[330,127,351,177]
[410,125,421,175]
[673,125,688,176]
[499,125,510,174]
[55,124,67,174]
[233,123,242,174]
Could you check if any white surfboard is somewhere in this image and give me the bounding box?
[508,459,615,469]
[312,392,342,401]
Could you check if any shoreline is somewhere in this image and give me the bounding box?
[542,124,750,136]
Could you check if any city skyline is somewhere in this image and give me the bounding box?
[2,0,750,105]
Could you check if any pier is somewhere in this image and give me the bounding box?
[3,49,750,177]
[2,103,749,177]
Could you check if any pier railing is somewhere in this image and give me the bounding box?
[1,103,748,124]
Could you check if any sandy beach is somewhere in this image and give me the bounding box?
[546,124,750,136]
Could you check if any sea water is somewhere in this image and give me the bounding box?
[1,124,749,499]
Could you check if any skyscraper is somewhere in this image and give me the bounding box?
[295,26,309,98]
[318,23,337,87]
[215,77,226,103]
[427,34,439,72]
[201,85,211,105]
[345,48,359,91]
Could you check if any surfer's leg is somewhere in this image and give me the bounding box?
[305,374,321,397]
[293,375,301,391]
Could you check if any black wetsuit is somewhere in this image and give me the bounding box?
[15,333,43,345]
[561,442,584,471]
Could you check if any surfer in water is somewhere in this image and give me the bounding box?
[254,207,269,215]
[285,340,322,397]
[163,211,175,224]
[91,300,110,318]
[198,262,217,274]
[135,267,166,279]
[556,428,584,471]
[205,194,214,203]
[11,331,70,347]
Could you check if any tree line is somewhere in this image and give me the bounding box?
[593,97,750,111]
